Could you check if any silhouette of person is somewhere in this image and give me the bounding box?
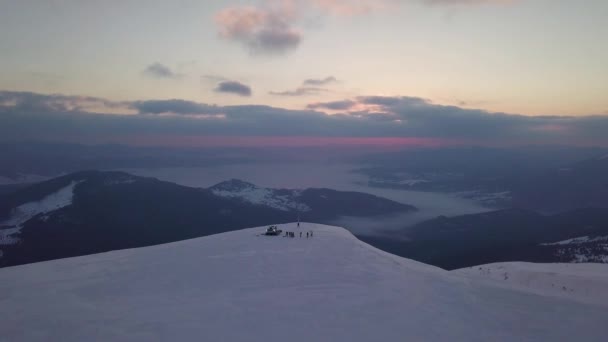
[299,232,302,238]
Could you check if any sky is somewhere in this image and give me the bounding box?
[1,0,607,148]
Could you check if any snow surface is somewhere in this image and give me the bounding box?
[454,262,608,307]
[541,235,608,246]
[1,223,607,341]
[540,236,608,263]
[212,184,310,212]
[570,253,608,263]
[0,181,81,246]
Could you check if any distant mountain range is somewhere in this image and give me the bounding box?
[361,207,608,270]
[511,154,608,212]
[0,171,415,268]
[359,150,608,212]
[4,169,607,271]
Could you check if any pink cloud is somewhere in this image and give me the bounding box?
[214,0,517,54]
[214,5,301,54]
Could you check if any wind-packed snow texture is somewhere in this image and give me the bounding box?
[0,181,81,246]
[1,223,607,341]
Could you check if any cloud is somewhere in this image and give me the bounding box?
[269,87,328,96]
[303,76,339,86]
[307,100,356,110]
[270,76,338,96]
[214,6,301,55]
[214,81,253,97]
[0,91,127,113]
[131,99,218,115]
[213,1,513,56]
[143,63,180,79]
[1,90,607,147]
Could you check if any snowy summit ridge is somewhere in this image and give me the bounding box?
[1,223,607,341]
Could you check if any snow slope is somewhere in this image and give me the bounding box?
[1,223,607,341]
[0,180,81,246]
[454,262,608,307]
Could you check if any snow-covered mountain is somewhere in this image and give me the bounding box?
[1,223,606,341]
[541,235,608,263]
[0,171,414,268]
[209,179,416,214]
[0,180,81,246]
[210,179,312,212]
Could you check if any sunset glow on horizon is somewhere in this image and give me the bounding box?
[1,1,607,148]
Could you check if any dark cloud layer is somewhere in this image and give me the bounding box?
[0,91,126,113]
[303,76,338,86]
[307,100,356,110]
[271,76,338,97]
[1,90,607,147]
[132,99,217,115]
[214,81,252,97]
[143,63,180,79]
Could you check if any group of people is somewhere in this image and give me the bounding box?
[283,231,314,238]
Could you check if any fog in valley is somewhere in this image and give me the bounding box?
[118,163,490,236]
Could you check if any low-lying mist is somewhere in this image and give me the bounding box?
[118,162,491,236]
